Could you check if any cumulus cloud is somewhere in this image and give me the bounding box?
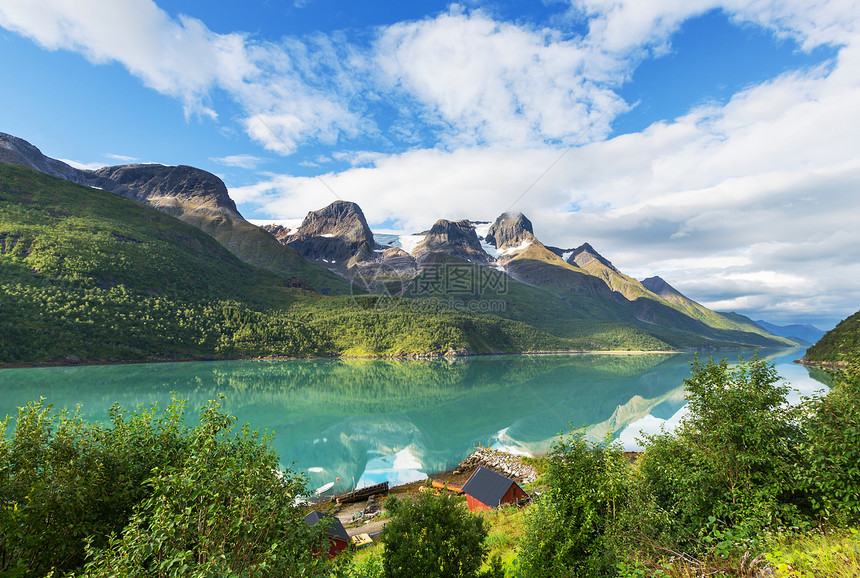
[0,0,361,151]
[58,158,107,171]
[373,7,628,148]
[105,153,139,163]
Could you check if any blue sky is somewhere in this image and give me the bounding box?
[1,0,859,329]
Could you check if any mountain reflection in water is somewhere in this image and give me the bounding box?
[0,349,825,493]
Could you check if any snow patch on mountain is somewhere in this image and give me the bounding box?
[399,234,426,255]
[500,240,532,256]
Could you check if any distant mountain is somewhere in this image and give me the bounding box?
[753,320,825,346]
[802,310,860,364]
[0,132,348,295]
[0,163,585,363]
[1,131,798,356]
[413,219,492,265]
[284,200,380,268]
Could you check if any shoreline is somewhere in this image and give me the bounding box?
[4,345,802,371]
[794,358,847,368]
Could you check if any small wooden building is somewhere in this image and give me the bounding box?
[460,466,528,512]
[304,511,350,558]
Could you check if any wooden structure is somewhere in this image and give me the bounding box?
[460,466,528,512]
[304,511,350,558]
[335,481,389,504]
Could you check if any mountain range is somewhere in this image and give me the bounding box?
[753,320,825,346]
[0,131,799,363]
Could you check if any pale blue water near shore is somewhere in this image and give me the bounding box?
[0,348,828,494]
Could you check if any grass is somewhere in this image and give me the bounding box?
[765,529,860,577]
[480,505,528,574]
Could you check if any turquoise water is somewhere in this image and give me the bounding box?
[0,348,826,494]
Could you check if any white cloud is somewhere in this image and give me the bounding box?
[373,7,627,148]
[210,154,266,170]
[571,0,860,56]
[58,158,107,171]
[0,0,362,152]
[332,150,388,167]
[105,153,139,162]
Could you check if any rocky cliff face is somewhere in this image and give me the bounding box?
[0,133,241,223]
[262,224,292,243]
[0,132,80,182]
[286,200,380,268]
[484,212,534,250]
[411,219,492,264]
[566,243,617,271]
[79,164,242,225]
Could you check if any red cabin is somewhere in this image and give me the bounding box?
[460,466,528,512]
[304,511,350,558]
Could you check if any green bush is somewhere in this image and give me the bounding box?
[637,354,808,548]
[0,399,189,575]
[801,351,860,524]
[380,492,501,578]
[517,430,631,577]
[0,397,327,577]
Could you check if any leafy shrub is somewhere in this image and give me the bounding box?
[0,397,325,577]
[801,351,860,524]
[380,492,502,578]
[517,430,631,577]
[638,354,808,547]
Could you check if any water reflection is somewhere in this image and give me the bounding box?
[0,349,825,493]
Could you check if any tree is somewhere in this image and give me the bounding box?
[0,397,329,577]
[381,492,500,578]
[801,350,860,524]
[638,354,807,544]
[517,430,630,578]
[70,398,327,577]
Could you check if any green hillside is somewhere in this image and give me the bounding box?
[0,164,590,363]
[804,310,860,363]
[401,251,793,351]
[0,164,796,364]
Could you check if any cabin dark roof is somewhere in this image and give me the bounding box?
[461,466,517,507]
[304,511,349,542]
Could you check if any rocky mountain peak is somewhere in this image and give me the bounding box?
[568,243,617,272]
[286,200,379,267]
[293,200,375,244]
[1,132,241,223]
[641,276,682,299]
[412,219,491,264]
[81,164,241,218]
[0,131,80,181]
[262,224,292,242]
[485,212,534,249]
